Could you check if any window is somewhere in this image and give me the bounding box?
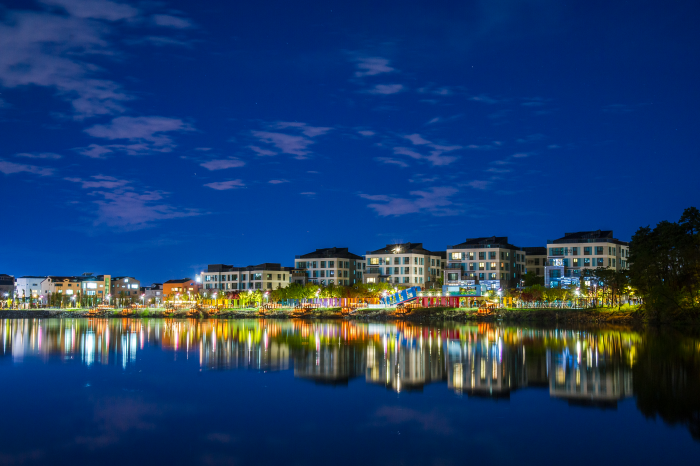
[312,261,318,268]
[469,263,475,271]
[584,258,590,266]
[489,273,496,279]
[451,252,462,260]
[612,258,616,267]
[320,270,325,278]
[320,261,326,268]
[255,282,262,289]
[420,258,424,265]
[479,252,485,260]
[253,273,262,280]
[431,259,435,266]
[419,267,423,274]
[404,267,410,274]
[266,274,272,280]
[572,247,579,255]
[370,258,379,265]
[414,257,418,265]
[448,273,459,281]
[489,252,496,260]
[584,247,591,255]
[490,262,497,269]
[573,258,580,266]
[205,275,210,282]
[329,261,334,267]
[549,269,561,278]
[394,257,400,265]
[505,263,510,271]
[534,258,540,265]
[597,258,604,266]
[550,248,565,256]
[596,246,604,255]
[479,273,485,279]
[500,252,504,260]
[403,277,410,283]
[479,262,485,271]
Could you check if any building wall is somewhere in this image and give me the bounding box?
[364,252,442,287]
[163,280,200,298]
[544,242,629,288]
[110,277,141,299]
[525,254,547,277]
[444,247,525,290]
[294,258,365,286]
[201,269,291,291]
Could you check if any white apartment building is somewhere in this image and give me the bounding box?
[294,247,365,286]
[364,242,444,289]
[14,276,48,303]
[201,263,292,291]
[523,247,547,278]
[544,230,630,288]
[444,236,526,290]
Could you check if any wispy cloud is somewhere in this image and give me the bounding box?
[84,116,194,153]
[464,180,491,190]
[469,94,502,104]
[65,174,129,189]
[516,133,545,144]
[151,14,193,29]
[353,57,395,77]
[365,84,405,95]
[0,1,194,120]
[358,130,376,137]
[375,157,409,168]
[404,134,431,145]
[15,152,62,159]
[300,192,315,196]
[200,158,245,171]
[0,159,55,176]
[360,187,459,216]
[268,179,288,184]
[249,121,331,159]
[203,180,245,190]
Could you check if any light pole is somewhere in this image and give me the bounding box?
[141,294,145,308]
[497,289,502,307]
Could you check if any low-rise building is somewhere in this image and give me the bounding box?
[294,247,365,286]
[141,283,163,305]
[0,274,15,299]
[200,263,292,291]
[364,242,443,288]
[523,247,547,277]
[14,276,48,303]
[544,230,630,288]
[80,274,112,303]
[110,276,141,300]
[163,279,200,299]
[444,236,525,290]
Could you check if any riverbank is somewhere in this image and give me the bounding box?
[2,305,697,325]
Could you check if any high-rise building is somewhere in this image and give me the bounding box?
[444,236,526,290]
[364,242,444,288]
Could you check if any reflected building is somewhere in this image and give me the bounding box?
[366,336,445,392]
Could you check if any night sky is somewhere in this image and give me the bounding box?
[1,0,699,284]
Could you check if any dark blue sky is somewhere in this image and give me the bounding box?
[1,0,699,284]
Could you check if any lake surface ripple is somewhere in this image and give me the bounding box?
[1,318,699,465]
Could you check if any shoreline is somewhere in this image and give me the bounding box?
[0,306,695,326]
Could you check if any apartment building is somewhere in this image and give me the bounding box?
[294,247,365,286]
[44,276,83,300]
[364,242,444,288]
[110,276,141,298]
[201,263,292,291]
[80,274,112,301]
[141,283,163,304]
[444,236,526,290]
[523,247,547,277]
[0,274,15,298]
[163,278,200,298]
[544,230,630,288]
[14,276,47,302]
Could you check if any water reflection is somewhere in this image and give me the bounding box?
[1,318,699,441]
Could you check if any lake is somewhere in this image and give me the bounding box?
[1,318,698,465]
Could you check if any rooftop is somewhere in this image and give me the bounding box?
[205,263,293,273]
[164,278,195,284]
[448,236,521,250]
[548,230,628,245]
[366,242,438,255]
[296,247,364,260]
[522,246,547,255]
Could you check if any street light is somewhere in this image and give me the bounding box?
[141,294,145,307]
[497,289,502,306]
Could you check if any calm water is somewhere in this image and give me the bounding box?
[1,319,699,465]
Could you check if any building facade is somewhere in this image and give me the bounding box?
[0,274,15,298]
[163,279,200,299]
[523,247,547,278]
[80,274,112,303]
[364,242,443,288]
[110,276,141,300]
[14,276,48,303]
[201,263,292,291]
[544,230,630,288]
[141,283,163,305]
[294,247,365,286]
[444,236,526,290]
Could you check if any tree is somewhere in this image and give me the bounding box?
[522,271,544,287]
[629,207,700,312]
